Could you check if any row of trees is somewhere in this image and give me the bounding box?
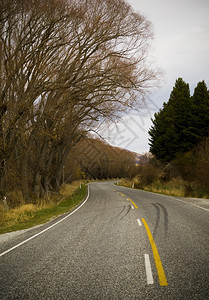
[132,136,209,197]
[144,78,209,196]
[149,78,209,161]
[0,0,160,203]
[64,137,138,181]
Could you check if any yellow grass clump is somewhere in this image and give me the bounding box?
[60,181,81,197]
[0,204,38,227]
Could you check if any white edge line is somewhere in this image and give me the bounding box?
[144,254,154,285]
[131,205,134,210]
[121,186,209,212]
[0,184,90,258]
[168,196,209,212]
[137,218,142,226]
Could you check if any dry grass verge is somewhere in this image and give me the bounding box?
[143,178,186,197]
[119,177,209,199]
[0,181,86,234]
[119,177,186,197]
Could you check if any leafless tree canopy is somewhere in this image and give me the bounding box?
[0,0,161,202]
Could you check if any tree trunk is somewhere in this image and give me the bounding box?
[0,168,5,198]
[21,153,29,202]
[52,145,72,192]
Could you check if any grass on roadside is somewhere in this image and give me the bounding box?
[119,177,209,199]
[0,182,87,234]
[143,178,186,197]
[119,177,186,197]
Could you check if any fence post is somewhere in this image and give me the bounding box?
[3,196,9,211]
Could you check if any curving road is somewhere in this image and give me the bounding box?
[0,181,209,299]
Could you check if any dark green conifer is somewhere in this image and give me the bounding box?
[148,78,203,162]
[192,80,209,140]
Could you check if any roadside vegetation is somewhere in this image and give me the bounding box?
[120,177,187,198]
[0,182,87,234]
[120,148,209,199]
[120,78,209,199]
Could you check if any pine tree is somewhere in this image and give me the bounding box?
[149,78,193,161]
[149,78,209,162]
[149,103,179,161]
[192,80,209,140]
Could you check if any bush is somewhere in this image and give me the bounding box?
[194,138,209,191]
[139,163,160,187]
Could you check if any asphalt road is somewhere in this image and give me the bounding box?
[0,181,209,299]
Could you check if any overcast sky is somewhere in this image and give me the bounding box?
[101,0,209,154]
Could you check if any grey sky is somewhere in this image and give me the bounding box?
[101,0,209,154]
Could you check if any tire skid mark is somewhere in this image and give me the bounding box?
[120,205,131,220]
[151,202,168,237]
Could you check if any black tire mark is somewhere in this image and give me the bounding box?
[120,205,131,220]
[151,203,161,237]
[156,202,168,236]
[111,205,126,222]
[151,202,169,237]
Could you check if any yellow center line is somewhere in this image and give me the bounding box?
[142,218,168,286]
[117,192,138,209]
[118,192,125,196]
[128,198,138,209]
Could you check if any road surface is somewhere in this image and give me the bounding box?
[0,181,209,299]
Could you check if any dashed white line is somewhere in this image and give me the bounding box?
[137,218,142,226]
[144,254,154,284]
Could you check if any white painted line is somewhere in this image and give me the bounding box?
[137,218,142,226]
[168,196,209,212]
[126,198,129,201]
[0,184,90,258]
[144,254,154,284]
[120,186,209,212]
[131,205,134,210]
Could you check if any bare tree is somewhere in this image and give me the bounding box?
[0,0,161,203]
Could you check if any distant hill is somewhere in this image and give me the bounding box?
[65,137,142,180]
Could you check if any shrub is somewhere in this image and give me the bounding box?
[194,138,209,191]
[139,163,160,187]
